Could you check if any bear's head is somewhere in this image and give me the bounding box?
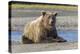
[41,11,58,30]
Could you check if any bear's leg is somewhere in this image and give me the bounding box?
[22,35,33,44]
[33,36,41,43]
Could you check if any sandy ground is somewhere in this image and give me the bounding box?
[11,42,78,53]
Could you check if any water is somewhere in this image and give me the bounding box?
[57,30,78,42]
[11,30,78,42]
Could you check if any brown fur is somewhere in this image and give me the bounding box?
[22,11,67,43]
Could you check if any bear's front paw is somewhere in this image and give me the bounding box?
[55,36,67,42]
[22,35,33,44]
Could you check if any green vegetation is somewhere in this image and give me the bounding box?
[11,3,77,10]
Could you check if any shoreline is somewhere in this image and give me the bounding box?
[11,42,78,53]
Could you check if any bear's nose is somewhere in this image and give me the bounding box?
[51,21,54,24]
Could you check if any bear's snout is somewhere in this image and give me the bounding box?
[49,20,55,26]
[51,20,54,24]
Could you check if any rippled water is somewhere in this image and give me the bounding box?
[10,30,78,42]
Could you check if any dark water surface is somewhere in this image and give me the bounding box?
[11,30,78,42]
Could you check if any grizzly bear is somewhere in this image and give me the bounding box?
[22,11,67,44]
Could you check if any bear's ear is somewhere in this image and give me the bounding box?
[54,12,58,16]
[41,11,46,16]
